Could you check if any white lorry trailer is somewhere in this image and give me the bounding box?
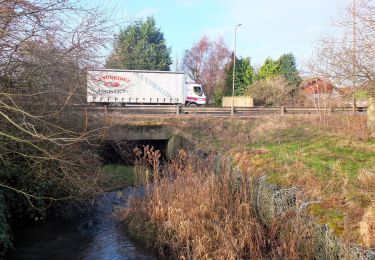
[87,69,206,106]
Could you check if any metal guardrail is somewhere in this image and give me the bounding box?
[77,105,368,116]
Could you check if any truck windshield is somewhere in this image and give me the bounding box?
[193,86,203,96]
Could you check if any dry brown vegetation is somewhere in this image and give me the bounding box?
[0,0,114,255]
[108,113,374,253]
[121,149,269,259]
[247,76,295,106]
[0,0,112,200]
[227,115,375,246]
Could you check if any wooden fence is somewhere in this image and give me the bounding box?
[222,96,254,108]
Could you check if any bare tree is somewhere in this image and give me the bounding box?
[182,36,231,99]
[0,1,114,251]
[182,36,210,83]
[308,0,375,129]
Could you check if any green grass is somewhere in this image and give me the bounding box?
[243,128,375,238]
[102,164,135,190]
[250,135,375,181]
[112,116,374,244]
[355,91,368,99]
[309,204,345,236]
[253,126,317,146]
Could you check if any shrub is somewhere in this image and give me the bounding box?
[247,76,294,106]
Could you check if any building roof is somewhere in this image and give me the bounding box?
[301,78,336,94]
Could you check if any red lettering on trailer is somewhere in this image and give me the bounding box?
[94,74,134,88]
[97,75,131,83]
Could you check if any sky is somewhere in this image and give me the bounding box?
[93,0,351,70]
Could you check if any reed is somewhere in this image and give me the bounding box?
[120,148,267,259]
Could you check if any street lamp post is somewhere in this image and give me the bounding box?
[231,23,242,116]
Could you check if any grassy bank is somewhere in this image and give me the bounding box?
[229,116,374,245]
[111,114,375,250]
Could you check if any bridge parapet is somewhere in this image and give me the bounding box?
[104,125,172,141]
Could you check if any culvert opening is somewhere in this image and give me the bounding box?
[98,139,168,165]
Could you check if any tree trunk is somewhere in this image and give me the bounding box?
[367,84,375,131]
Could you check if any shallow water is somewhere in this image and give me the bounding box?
[10,187,155,260]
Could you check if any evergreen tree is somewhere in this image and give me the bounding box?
[106,16,172,71]
[257,58,279,80]
[277,53,302,90]
[225,57,255,96]
[257,54,301,91]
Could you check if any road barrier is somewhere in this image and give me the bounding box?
[76,105,368,116]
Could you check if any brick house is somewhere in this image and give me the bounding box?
[301,78,338,96]
[300,78,368,107]
[300,78,341,106]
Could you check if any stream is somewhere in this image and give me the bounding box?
[10,187,156,260]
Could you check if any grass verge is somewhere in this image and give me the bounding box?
[110,114,374,248]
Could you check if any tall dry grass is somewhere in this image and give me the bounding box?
[301,113,370,140]
[115,114,374,258]
[120,148,325,259]
[249,113,369,141]
[120,149,267,259]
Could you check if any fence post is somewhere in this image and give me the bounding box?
[280,106,285,115]
[352,96,357,115]
[176,105,180,115]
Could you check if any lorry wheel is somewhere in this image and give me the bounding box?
[189,103,197,107]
